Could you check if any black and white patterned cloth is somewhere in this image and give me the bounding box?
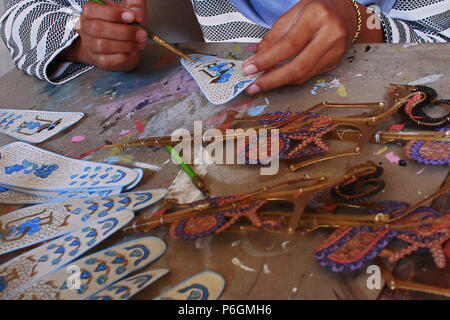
[1,0,449,84]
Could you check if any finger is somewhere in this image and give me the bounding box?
[291,45,345,85]
[82,19,147,42]
[292,54,342,85]
[93,51,140,71]
[124,0,147,24]
[245,33,334,94]
[82,2,136,24]
[256,5,304,54]
[255,0,318,54]
[85,35,143,54]
[242,14,318,76]
[255,0,319,56]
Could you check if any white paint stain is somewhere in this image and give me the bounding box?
[241,239,286,258]
[408,74,443,86]
[83,103,94,110]
[281,241,290,251]
[232,257,255,272]
[263,264,271,274]
[197,236,214,270]
[328,78,342,88]
[133,161,161,171]
[195,236,213,250]
[231,240,241,247]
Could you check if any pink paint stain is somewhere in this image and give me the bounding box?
[71,136,86,142]
[134,116,145,134]
[119,129,131,136]
[95,69,199,119]
[246,44,258,51]
[416,167,426,175]
[385,151,400,164]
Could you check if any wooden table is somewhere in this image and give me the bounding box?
[0,42,448,300]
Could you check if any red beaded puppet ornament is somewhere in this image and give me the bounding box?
[397,85,449,130]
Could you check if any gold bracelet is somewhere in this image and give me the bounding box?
[349,0,362,43]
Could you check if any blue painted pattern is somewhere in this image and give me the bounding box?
[125,245,149,266]
[58,242,153,297]
[207,62,235,84]
[0,112,22,130]
[233,80,252,95]
[68,166,127,188]
[178,284,209,300]
[5,160,58,178]
[133,193,153,208]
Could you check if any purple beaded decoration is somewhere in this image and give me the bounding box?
[404,127,450,165]
[315,201,446,273]
[405,140,450,166]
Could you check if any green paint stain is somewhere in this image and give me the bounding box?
[233,43,243,54]
[336,85,347,97]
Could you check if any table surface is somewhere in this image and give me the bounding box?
[0,42,448,300]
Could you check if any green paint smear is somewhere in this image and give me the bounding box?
[336,85,347,97]
[233,43,243,54]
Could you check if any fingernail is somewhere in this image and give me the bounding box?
[122,11,134,22]
[243,63,258,76]
[136,30,147,41]
[246,84,260,95]
[75,19,81,30]
[130,7,141,15]
[243,55,255,65]
[138,42,147,50]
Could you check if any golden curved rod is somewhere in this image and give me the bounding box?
[376,258,450,298]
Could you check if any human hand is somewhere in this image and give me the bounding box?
[61,0,148,71]
[242,0,383,94]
